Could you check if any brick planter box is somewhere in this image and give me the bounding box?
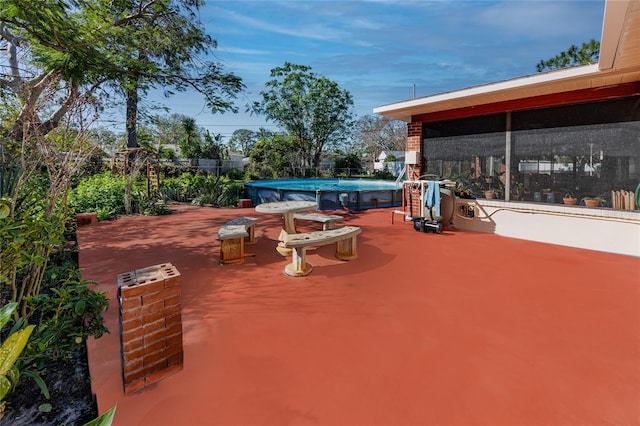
[76,212,97,227]
[117,263,183,394]
[237,198,252,208]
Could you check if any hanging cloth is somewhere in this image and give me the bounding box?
[424,181,441,220]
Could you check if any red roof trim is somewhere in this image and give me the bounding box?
[412,82,640,123]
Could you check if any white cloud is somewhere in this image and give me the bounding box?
[472,1,605,38]
[217,46,271,55]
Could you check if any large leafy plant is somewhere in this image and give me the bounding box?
[0,302,35,419]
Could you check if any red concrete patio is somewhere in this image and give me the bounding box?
[77,204,639,426]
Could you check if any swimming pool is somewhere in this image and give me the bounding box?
[245,178,403,210]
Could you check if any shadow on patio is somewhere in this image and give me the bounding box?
[77,205,639,426]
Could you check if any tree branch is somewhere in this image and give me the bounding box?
[41,79,79,135]
[114,0,168,26]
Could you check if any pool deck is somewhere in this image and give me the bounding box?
[77,204,640,426]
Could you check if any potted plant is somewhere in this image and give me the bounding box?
[582,196,606,207]
[511,182,525,200]
[454,183,474,199]
[483,189,496,199]
[563,192,578,205]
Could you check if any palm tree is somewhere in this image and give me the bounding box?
[179,117,200,159]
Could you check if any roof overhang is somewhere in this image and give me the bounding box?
[374,0,640,123]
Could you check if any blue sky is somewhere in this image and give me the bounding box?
[104,0,606,139]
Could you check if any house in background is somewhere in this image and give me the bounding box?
[374,150,405,176]
[374,0,640,256]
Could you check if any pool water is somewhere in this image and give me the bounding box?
[245,178,403,210]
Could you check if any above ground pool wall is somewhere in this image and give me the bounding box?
[452,199,640,257]
[246,186,402,210]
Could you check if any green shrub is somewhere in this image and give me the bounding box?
[244,171,260,181]
[0,197,66,321]
[159,164,199,178]
[191,176,244,207]
[135,195,171,216]
[373,167,395,180]
[191,176,224,206]
[25,268,108,364]
[73,155,108,182]
[225,168,244,180]
[71,172,168,219]
[218,181,245,207]
[160,173,202,202]
[69,173,126,219]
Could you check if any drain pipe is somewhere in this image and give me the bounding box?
[462,204,640,225]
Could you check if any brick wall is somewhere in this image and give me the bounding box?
[407,121,423,215]
[117,263,183,394]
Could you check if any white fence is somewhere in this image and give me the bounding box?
[160,158,245,174]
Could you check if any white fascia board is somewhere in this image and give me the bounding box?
[599,0,629,71]
[373,64,600,116]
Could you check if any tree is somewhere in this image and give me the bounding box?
[200,130,227,160]
[228,129,258,157]
[86,128,121,157]
[248,132,298,178]
[255,63,354,175]
[353,115,406,169]
[179,117,201,159]
[149,113,186,158]
[0,0,244,146]
[536,39,600,72]
[1,79,101,319]
[109,0,244,149]
[334,153,362,176]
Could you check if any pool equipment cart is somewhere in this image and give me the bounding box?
[404,178,456,233]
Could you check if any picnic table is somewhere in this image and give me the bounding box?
[255,200,318,256]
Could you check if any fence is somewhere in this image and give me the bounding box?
[160,158,245,175]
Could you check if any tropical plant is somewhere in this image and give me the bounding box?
[0,302,35,419]
[454,182,473,198]
[83,405,116,426]
[200,130,227,160]
[514,182,525,198]
[179,117,202,159]
[191,176,244,207]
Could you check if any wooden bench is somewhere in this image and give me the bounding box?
[217,217,258,265]
[283,225,362,277]
[293,212,345,231]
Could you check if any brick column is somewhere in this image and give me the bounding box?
[117,263,183,394]
[407,121,423,217]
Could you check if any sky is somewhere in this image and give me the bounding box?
[99,0,606,139]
